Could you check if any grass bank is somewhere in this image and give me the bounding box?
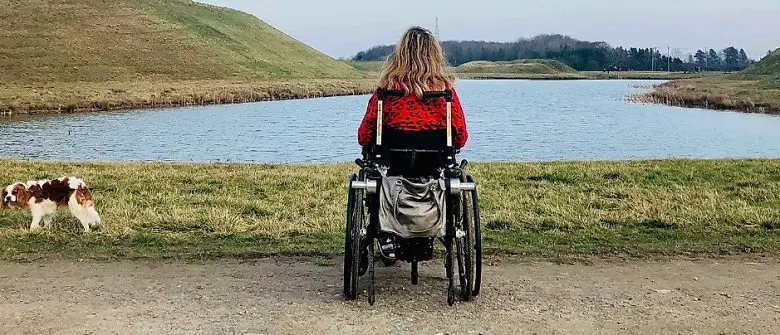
[1,159,779,261]
[637,50,780,114]
[636,75,780,114]
[0,79,376,114]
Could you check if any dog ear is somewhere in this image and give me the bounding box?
[15,185,29,206]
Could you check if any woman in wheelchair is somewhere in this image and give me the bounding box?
[346,26,481,306]
[357,26,468,177]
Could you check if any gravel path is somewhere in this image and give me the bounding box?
[1,257,778,334]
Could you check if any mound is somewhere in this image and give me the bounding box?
[744,49,780,76]
[455,59,577,74]
[0,0,363,84]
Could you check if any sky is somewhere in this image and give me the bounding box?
[200,0,779,60]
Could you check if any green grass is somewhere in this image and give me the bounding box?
[2,159,780,261]
[0,0,369,113]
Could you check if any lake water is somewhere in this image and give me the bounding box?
[2,80,780,163]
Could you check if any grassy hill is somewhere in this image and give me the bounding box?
[0,0,372,113]
[453,59,585,79]
[743,49,780,76]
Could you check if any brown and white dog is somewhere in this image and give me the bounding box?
[1,177,101,232]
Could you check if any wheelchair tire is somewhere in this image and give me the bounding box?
[467,175,483,297]
[343,174,363,300]
[457,177,475,300]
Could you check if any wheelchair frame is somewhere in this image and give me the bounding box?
[344,88,483,306]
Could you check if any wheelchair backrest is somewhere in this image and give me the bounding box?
[370,88,457,165]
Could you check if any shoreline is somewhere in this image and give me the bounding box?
[2,74,774,117]
[0,79,376,116]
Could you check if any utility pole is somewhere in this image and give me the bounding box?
[434,17,440,40]
[651,47,655,71]
[667,46,671,71]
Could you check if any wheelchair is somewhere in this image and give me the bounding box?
[344,88,482,306]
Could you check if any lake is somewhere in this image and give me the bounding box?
[2,80,780,163]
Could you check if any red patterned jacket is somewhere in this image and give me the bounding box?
[357,88,468,148]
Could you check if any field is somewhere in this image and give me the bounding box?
[0,0,369,113]
[1,159,779,261]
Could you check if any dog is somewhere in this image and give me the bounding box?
[2,177,101,232]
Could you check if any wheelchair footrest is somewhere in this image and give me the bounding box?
[395,237,435,263]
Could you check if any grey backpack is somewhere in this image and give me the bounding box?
[379,176,447,238]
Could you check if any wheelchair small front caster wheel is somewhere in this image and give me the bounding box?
[447,285,456,306]
[411,262,419,285]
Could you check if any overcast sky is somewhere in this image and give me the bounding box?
[200,0,779,60]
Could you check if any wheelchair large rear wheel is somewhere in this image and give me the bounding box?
[456,174,482,299]
[343,174,365,300]
[467,175,483,296]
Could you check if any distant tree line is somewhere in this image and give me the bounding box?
[353,34,755,72]
[691,47,754,71]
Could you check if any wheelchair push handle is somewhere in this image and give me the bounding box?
[376,88,404,100]
[376,88,453,102]
[422,90,453,102]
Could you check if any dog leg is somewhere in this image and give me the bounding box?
[43,215,53,228]
[68,196,92,233]
[30,207,44,231]
[87,206,101,228]
[73,210,91,233]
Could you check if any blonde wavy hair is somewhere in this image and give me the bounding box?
[379,26,454,99]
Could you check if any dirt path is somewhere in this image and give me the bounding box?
[1,257,778,334]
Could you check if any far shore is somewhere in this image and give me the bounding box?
[455,71,713,81]
[0,72,755,116]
